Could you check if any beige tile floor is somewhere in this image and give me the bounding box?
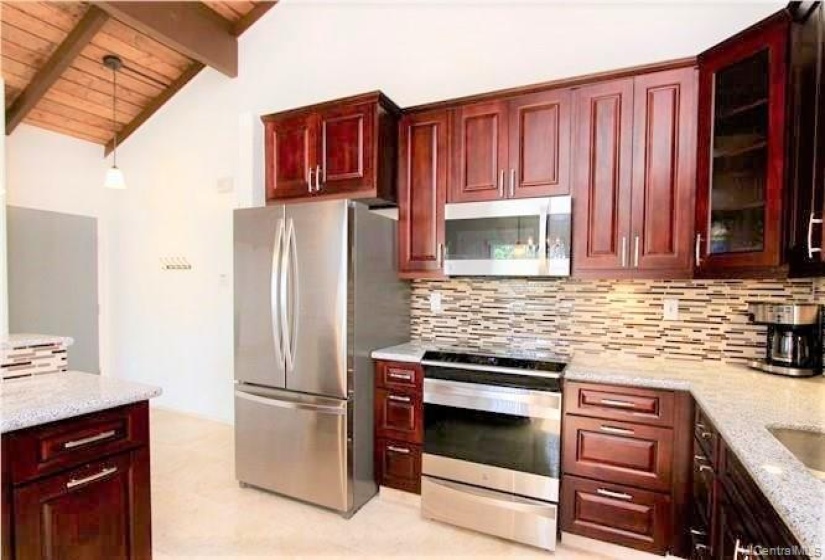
[150,407,620,560]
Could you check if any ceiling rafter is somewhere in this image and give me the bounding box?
[2,1,277,149]
[93,1,238,78]
[5,6,109,134]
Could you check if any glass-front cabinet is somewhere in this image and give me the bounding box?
[695,15,790,275]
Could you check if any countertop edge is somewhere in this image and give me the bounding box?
[1,387,162,434]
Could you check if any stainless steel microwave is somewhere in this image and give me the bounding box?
[443,196,571,277]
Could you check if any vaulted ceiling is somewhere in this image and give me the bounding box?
[2,1,275,152]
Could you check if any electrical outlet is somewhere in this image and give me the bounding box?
[663,298,679,321]
[430,292,443,314]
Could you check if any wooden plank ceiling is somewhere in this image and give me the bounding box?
[2,1,275,150]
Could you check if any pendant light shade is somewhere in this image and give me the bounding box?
[103,55,125,189]
[105,166,127,190]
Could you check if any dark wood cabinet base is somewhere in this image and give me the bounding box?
[1,402,152,560]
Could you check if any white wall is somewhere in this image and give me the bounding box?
[6,1,783,423]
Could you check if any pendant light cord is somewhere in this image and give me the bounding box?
[112,63,118,166]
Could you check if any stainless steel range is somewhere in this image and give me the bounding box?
[420,349,566,551]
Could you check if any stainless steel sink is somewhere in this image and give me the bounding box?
[768,427,825,481]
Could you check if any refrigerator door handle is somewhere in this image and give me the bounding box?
[234,390,346,415]
[270,220,286,370]
[285,218,299,372]
[280,220,292,372]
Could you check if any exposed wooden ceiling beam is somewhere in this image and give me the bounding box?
[104,62,205,156]
[5,6,109,134]
[233,1,277,36]
[94,1,238,77]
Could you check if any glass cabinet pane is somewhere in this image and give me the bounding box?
[709,49,769,255]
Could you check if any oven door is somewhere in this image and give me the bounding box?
[422,377,561,502]
[443,196,571,277]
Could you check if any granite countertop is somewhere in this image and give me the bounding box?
[0,371,162,433]
[1,333,75,351]
[372,342,825,553]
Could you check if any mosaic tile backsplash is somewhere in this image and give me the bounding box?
[411,278,825,363]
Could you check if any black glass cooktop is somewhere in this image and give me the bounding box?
[422,349,567,374]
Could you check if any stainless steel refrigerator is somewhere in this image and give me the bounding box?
[233,200,409,516]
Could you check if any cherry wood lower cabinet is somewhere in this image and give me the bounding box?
[374,360,423,494]
[561,381,693,556]
[688,404,809,560]
[1,401,152,560]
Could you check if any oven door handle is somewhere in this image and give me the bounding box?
[423,378,561,419]
[423,477,557,517]
[421,359,561,379]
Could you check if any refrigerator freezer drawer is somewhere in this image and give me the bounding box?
[234,388,350,512]
[421,476,558,551]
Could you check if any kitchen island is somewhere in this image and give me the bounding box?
[1,371,161,559]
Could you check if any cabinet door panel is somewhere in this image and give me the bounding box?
[398,111,448,276]
[562,414,673,492]
[695,16,789,274]
[450,101,508,202]
[14,450,151,560]
[631,68,697,274]
[266,114,316,200]
[375,439,421,494]
[375,388,423,443]
[561,474,671,555]
[572,79,634,273]
[318,103,375,193]
[509,89,572,197]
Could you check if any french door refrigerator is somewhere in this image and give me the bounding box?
[233,200,409,516]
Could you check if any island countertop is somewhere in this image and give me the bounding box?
[0,371,162,433]
[372,342,825,553]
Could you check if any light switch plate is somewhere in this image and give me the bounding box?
[663,298,679,321]
[430,292,442,314]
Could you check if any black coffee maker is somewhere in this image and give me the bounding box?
[747,303,823,377]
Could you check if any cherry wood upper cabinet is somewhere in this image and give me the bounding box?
[572,78,635,274]
[630,67,697,274]
[263,92,400,205]
[398,111,449,278]
[449,101,509,203]
[509,89,572,198]
[318,103,375,194]
[573,68,698,278]
[788,3,825,277]
[694,13,790,277]
[265,113,317,200]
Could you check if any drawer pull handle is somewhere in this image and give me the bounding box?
[690,528,707,537]
[66,466,117,489]
[387,445,410,454]
[388,372,413,381]
[596,488,632,501]
[699,431,713,440]
[734,538,756,559]
[599,425,634,435]
[64,430,117,449]
[388,395,411,403]
[599,398,636,409]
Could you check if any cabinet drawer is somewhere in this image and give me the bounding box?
[693,406,718,466]
[564,382,675,427]
[376,439,421,494]
[562,415,673,492]
[375,388,422,443]
[561,474,672,555]
[6,402,149,485]
[375,361,422,391]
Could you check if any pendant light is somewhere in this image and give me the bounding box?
[103,55,126,189]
